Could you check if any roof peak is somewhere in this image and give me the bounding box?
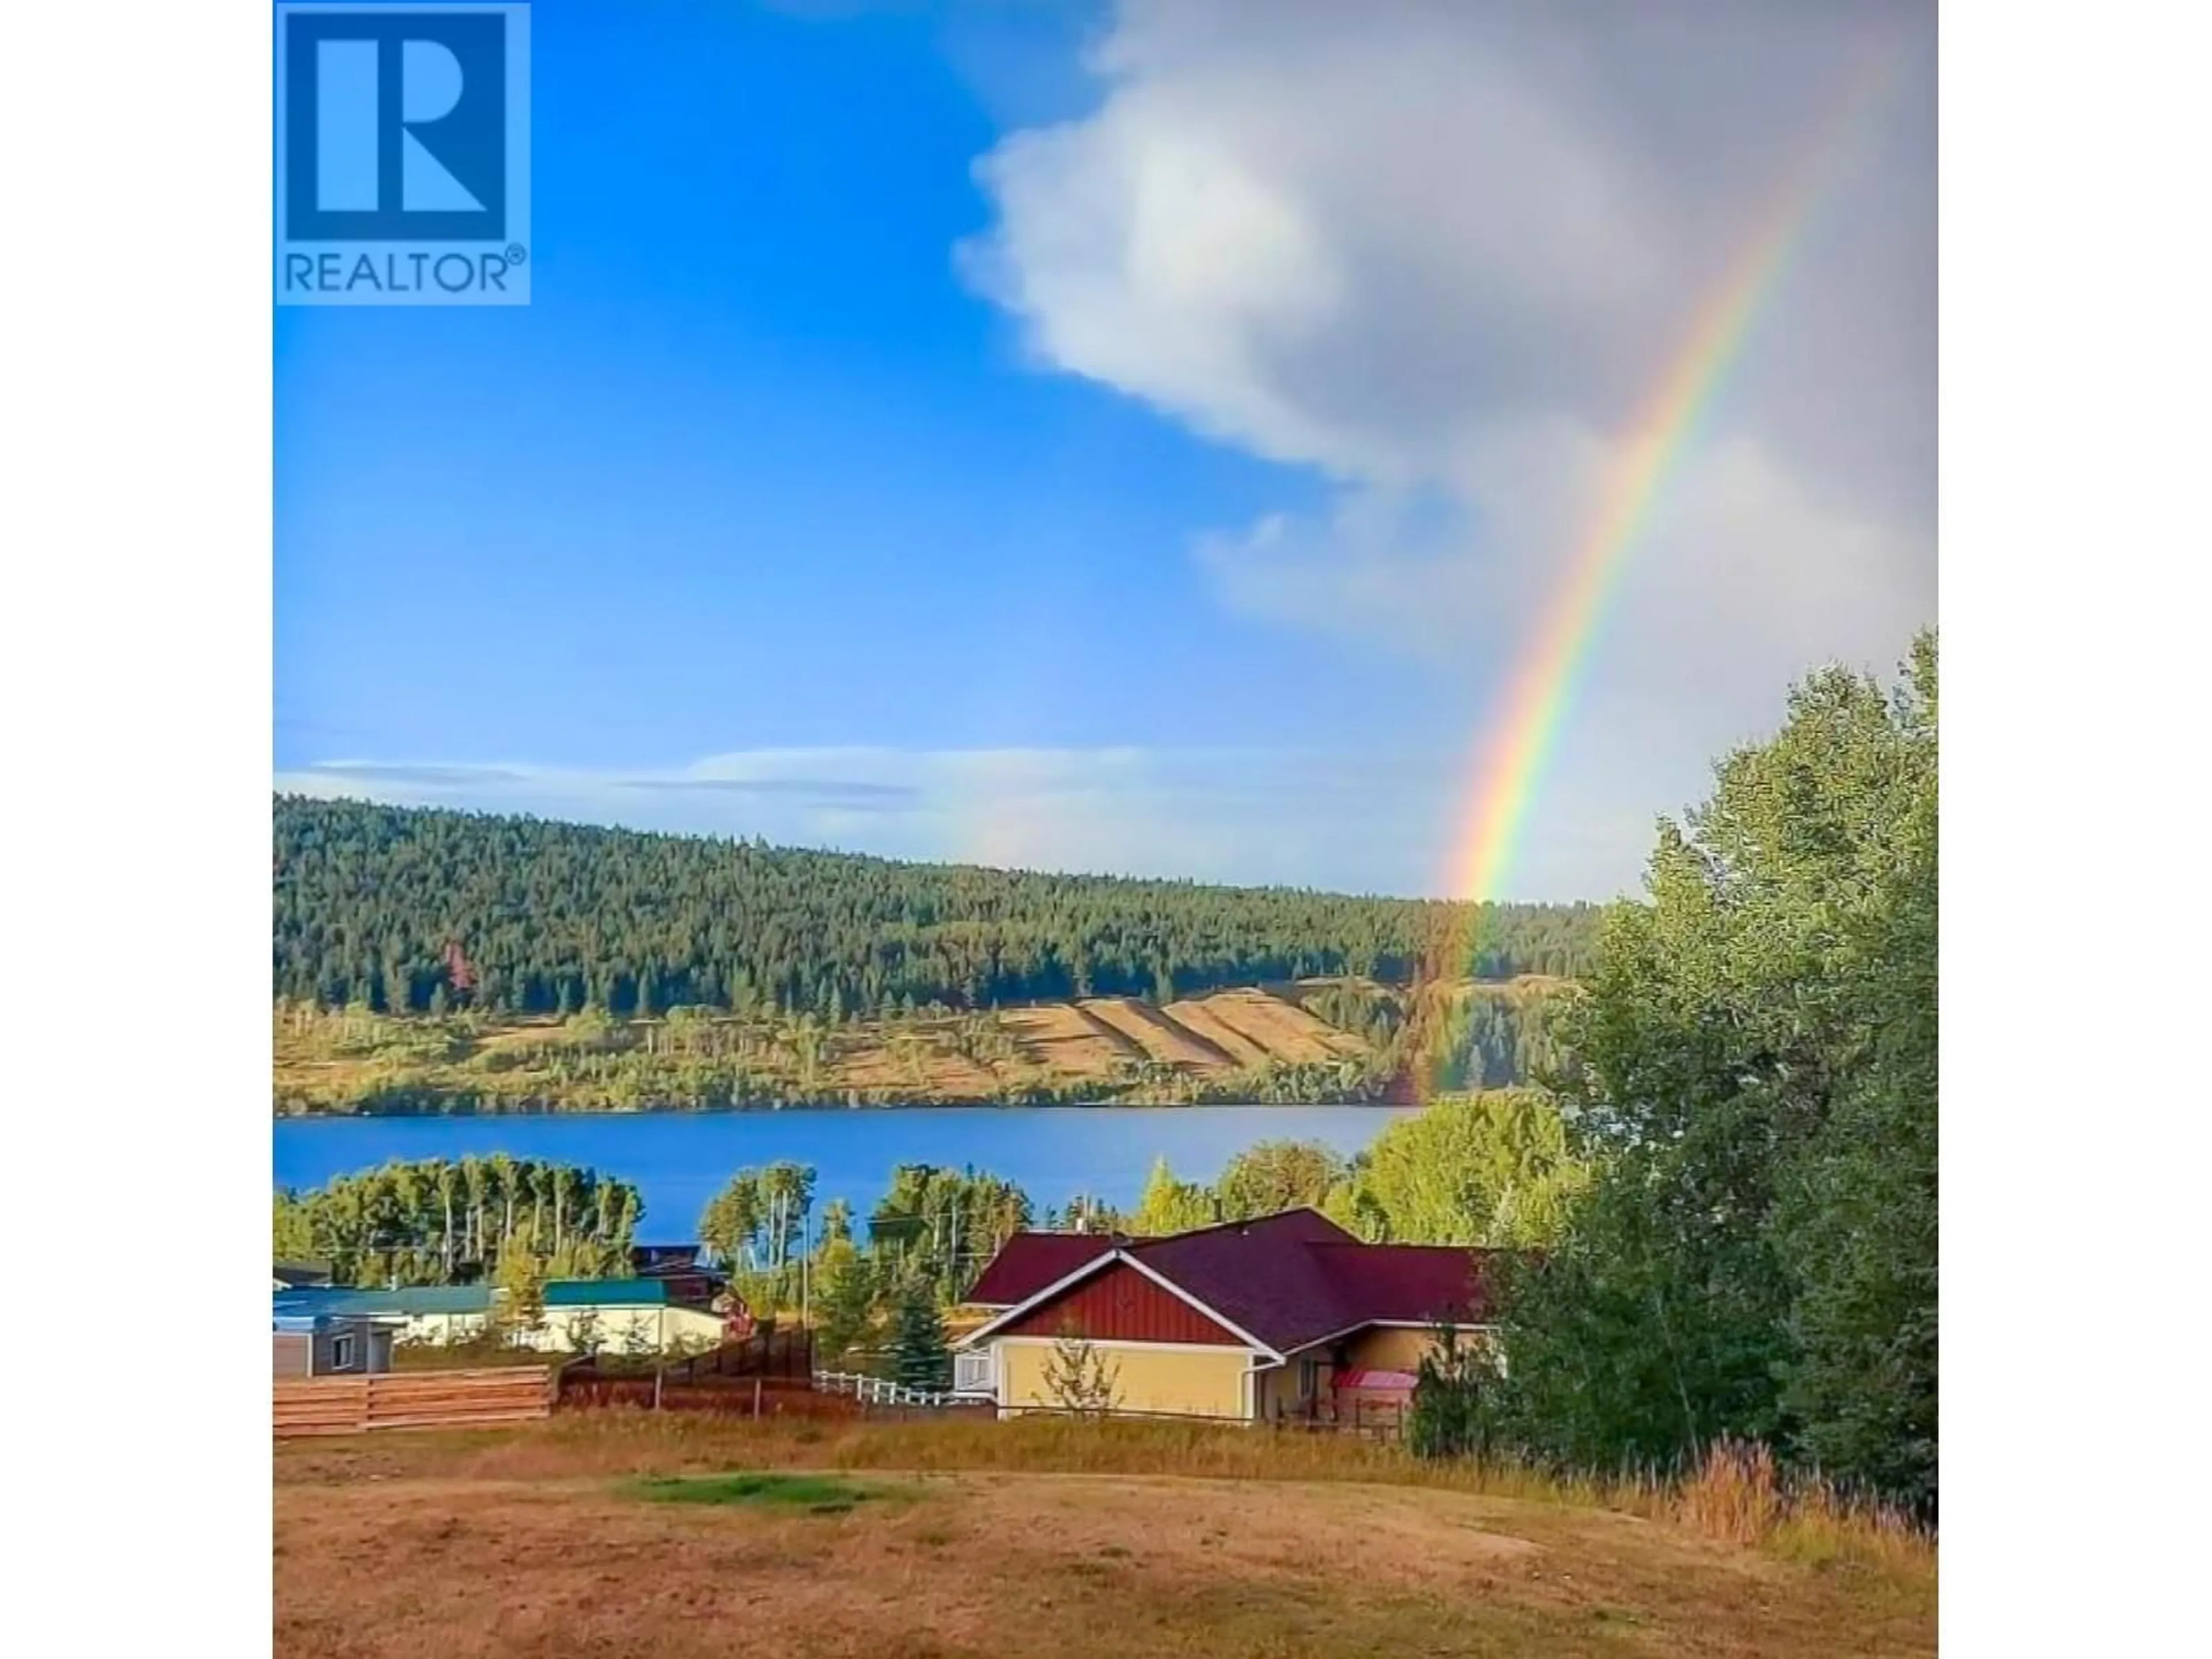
[1130,1205,1357,1248]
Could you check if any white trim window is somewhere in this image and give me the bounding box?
[953,1348,996,1396]
[329,1331,357,1373]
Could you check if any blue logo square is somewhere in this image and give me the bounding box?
[276,4,531,306]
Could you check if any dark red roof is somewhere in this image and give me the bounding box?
[968,1208,1494,1354]
[1306,1241,1493,1327]
[963,1230,1118,1306]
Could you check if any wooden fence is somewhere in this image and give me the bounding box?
[553,1333,832,1416]
[855,1399,1404,1440]
[556,1372,855,1417]
[274,1366,555,1438]
[664,1328,813,1383]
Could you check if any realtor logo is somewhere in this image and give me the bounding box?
[276,4,531,305]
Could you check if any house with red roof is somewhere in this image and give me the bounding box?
[952,1208,1493,1423]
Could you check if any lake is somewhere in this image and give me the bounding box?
[271,1106,1419,1240]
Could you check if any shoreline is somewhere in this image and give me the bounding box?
[274,1096,1415,1122]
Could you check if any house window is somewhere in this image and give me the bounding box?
[953,1349,995,1395]
[330,1332,357,1372]
[1297,1358,1319,1399]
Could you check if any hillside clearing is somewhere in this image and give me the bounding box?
[1202,986,1371,1063]
[1079,996,1238,1069]
[1160,997,1276,1067]
[275,979,1554,1112]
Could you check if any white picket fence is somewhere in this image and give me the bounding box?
[812,1369,960,1408]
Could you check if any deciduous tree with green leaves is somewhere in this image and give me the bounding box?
[1214,1140,1346,1219]
[1324,1090,1588,1246]
[1130,1156,1218,1235]
[811,1236,878,1368]
[1482,634,1938,1514]
[493,1233,546,1347]
[1407,1317,1493,1461]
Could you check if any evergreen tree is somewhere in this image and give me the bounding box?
[272,795,1601,1018]
[888,1275,951,1392]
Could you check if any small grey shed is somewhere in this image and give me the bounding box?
[272,1313,397,1377]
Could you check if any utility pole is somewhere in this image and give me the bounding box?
[800,1199,812,1330]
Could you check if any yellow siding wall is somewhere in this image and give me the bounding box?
[1341,1326,1442,1372]
[997,1340,1251,1420]
[1251,1357,1334,1420]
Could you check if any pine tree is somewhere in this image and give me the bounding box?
[889,1275,950,1392]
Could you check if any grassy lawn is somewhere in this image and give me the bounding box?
[630,1471,902,1513]
[275,1415,1933,1658]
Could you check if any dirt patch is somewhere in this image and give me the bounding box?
[469,1021,575,1051]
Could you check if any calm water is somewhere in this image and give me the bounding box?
[271,1106,1418,1240]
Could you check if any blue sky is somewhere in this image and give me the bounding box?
[276,0,1936,899]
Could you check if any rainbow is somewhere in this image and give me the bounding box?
[1444,48,1906,927]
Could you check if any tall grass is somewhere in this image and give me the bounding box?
[1673,1439,1930,1570]
[286,1410,1930,1572]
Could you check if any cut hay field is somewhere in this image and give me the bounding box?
[275,1416,1934,1659]
[275,977,1544,1113]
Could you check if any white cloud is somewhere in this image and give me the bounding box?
[278,4,1935,906]
[963,0,1936,889]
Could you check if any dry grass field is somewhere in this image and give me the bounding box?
[996,1004,1141,1075]
[1200,986,1372,1063]
[1158,997,1277,1067]
[1078,995,1237,1068]
[275,1416,1934,1659]
[272,982,1433,1111]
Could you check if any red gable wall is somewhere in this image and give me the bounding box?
[998,1258,1245,1346]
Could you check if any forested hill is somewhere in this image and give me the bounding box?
[273,797,1601,1018]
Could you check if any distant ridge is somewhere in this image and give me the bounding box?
[274,796,1602,1021]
